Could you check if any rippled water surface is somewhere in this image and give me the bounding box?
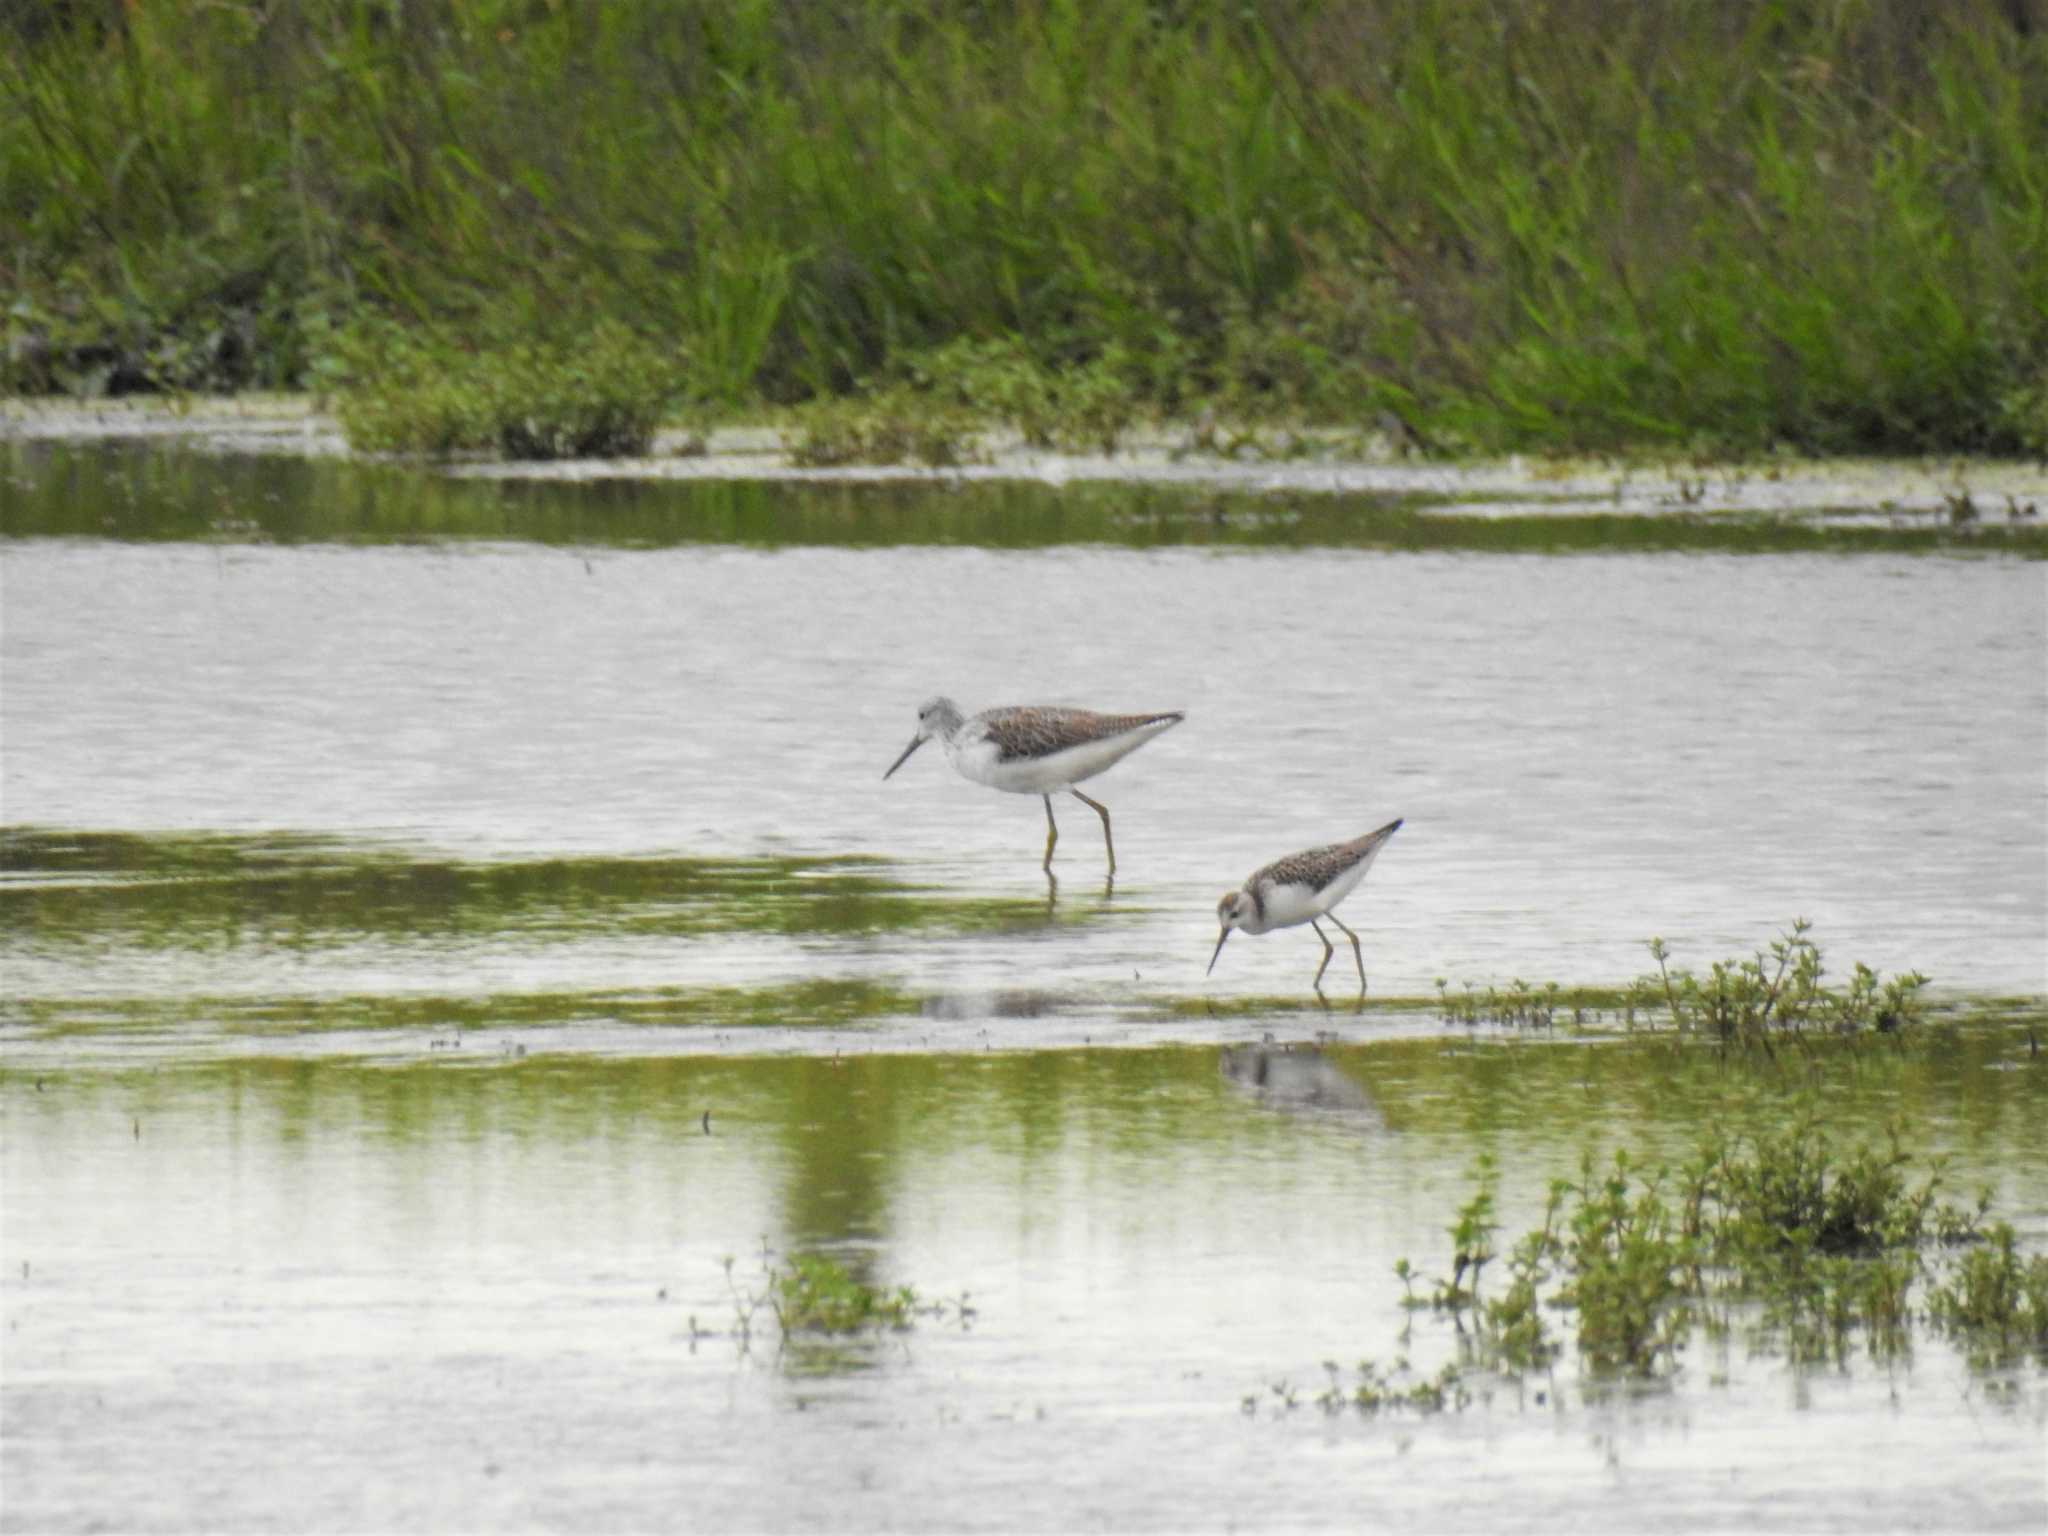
[3,442,2045,1532]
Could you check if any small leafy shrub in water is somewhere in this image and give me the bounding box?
[333,319,680,459]
[1927,1223,2048,1366]
[1434,976,1569,1029]
[1706,1124,1959,1257]
[898,338,1142,454]
[1414,1153,1692,1377]
[1247,1357,1469,1419]
[690,1247,972,1362]
[1637,919,1928,1049]
[784,390,980,468]
[1387,1122,2013,1394]
[770,1252,920,1333]
[1554,1153,1697,1374]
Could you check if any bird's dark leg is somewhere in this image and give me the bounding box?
[1070,788,1115,876]
[1327,912,1368,997]
[1310,919,1335,994]
[1042,794,1059,871]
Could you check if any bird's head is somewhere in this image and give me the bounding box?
[883,696,963,779]
[1207,889,1256,974]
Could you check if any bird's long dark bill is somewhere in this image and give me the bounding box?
[882,734,927,780]
[1207,928,1230,975]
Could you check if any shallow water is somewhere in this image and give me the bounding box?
[6,1040,2046,1533]
[3,445,2043,1004]
[3,441,2046,1532]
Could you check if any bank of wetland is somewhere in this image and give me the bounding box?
[8,1,2048,462]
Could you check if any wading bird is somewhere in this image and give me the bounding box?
[883,697,1184,876]
[1208,818,1403,997]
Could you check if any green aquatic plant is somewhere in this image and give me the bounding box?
[769,1253,920,1334]
[1552,1152,1696,1375]
[1434,976,1573,1029]
[1343,1357,1468,1416]
[896,338,1143,454]
[1249,1357,1469,1419]
[1389,1121,2015,1392]
[331,319,682,459]
[692,1248,971,1365]
[1927,1223,2048,1366]
[1701,1123,1977,1258]
[1426,1158,1501,1309]
[1406,1157,1564,1374]
[0,829,1074,952]
[783,390,982,468]
[1637,920,1930,1049]
[782,340,1143,464]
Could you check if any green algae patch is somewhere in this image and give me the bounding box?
[3,978,925,1046]
[0,827,1085,950]
[6,439,2044,556]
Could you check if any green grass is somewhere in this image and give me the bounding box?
[5,1,2045,457]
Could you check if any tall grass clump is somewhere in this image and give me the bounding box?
[5,0,2045,456]
[1256,0,2048,452]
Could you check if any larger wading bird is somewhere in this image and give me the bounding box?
[1208,818,1403,997]
[883,697,1184,876]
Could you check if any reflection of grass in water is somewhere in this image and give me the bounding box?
[0,827,1084,948]
[6,442,2045,555]
[14,1016,2039,1163]
[8,977,923,1041]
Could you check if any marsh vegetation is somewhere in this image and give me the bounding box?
[6,1,2046,459]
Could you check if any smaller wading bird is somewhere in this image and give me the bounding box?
[883,697,1184,876]
[1208,818,1403,997]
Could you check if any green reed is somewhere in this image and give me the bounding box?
[6,1,2045,456]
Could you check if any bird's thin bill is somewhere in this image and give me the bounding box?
[1206,928,1230,975]
[882,733,927,780]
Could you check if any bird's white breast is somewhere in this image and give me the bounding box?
[946,721,1168,795]
[1248,879,1329,932]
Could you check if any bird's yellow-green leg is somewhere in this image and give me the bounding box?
[1041,794,1059,871]
[1070,788,1115,875]
[1328,911,1368,997]
[1309,919,1335,994]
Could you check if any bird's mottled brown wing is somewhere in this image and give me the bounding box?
[1252,820,1403,897]
[978,707,1184,762]
[1253,842,1357,896]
